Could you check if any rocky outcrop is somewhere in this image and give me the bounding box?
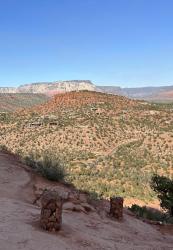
[33,183,96,215]
[0,80,96,94]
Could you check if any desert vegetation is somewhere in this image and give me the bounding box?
[151,175,173,216]
[129,204,173,224]
[129,174,173,223]
[23,151,66,182]
[0,93,49,112]
[0,91,173,202]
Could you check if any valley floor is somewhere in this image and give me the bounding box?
[0,151,173,250]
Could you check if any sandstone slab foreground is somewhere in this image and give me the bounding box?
[0,151,173,250]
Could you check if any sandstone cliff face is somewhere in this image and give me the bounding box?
[0,80,96,94]
[2,81,173,101]
[19,80,95,94]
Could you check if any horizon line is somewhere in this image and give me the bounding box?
[0,80,173,89]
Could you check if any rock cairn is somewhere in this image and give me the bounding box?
[40,190,63,231]
[110,196,124,220]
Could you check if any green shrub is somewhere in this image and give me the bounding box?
[150,174,173,216]
[129,204,173,224]
[88,191,102,200]
[0,144,8,152]
[24,153,37,169]
[24,153,66,182]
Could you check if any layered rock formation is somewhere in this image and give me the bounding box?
[0,80,95,95]
[1,80,173,101]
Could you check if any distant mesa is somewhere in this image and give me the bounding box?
[1,80,173,101]
[0,80,95,96]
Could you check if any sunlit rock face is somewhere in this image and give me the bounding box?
[0,80,96,95]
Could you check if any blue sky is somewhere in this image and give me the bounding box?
[0,0,173,87]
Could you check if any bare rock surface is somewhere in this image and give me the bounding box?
[0,151,173,250]
[0,80,95,94]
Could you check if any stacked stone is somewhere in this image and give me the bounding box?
[40,190,63,231]
[110,196,124,220]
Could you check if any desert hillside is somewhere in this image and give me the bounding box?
[0,93,49,112]
[99,85,173,101]
[1,91,173,202]
[0,150,173,250]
